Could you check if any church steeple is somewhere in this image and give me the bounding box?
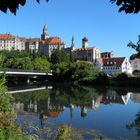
[71,36,75,51]
[41,24,49,40]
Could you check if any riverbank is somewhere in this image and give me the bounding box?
[78,76,140,87]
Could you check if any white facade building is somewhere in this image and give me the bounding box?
[25,38,40,53]
[39,37,66,57]
[0,34,25,51]
[96,57,132,75]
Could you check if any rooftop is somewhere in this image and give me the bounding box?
[97,57,126,67]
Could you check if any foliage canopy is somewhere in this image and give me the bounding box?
[0,0,139,15]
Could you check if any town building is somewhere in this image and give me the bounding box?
[96,57,132,75]
[130,58,140,72]
[101,51,114,58]
[0,34,25,51]
[130,93,140,103]
[101,90,131,105]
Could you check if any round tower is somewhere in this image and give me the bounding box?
[82,37,88,48]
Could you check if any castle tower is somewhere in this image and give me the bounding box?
[71,36,75,51]
[82,37,88,49]
[41,24,49,40]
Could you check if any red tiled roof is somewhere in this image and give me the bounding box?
[96,96,103,104]
[135,58,140,61]
[43,37,65,45]
[26,38,40,42]
[96,58,103,65]
[97,57,125,67]
[0,34,15,39]
[47,110,63,117]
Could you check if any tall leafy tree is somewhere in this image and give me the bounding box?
[51,49,70,64]
[128,35,140,52]
[111,0,140,14]
[128,35,140,60]
[0,0,49,15]
[33,57,50,71]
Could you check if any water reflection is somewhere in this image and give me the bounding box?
[11,84,140,139]
[12,86,139,117]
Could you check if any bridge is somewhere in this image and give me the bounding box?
[0,69,52,83]
[0,69,52,76]
[8,86,53,94]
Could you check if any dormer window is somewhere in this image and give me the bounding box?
[107,61,109,65]
[110,62,113,64]
[114,62,116,64]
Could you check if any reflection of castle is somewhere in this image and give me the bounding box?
[13,100,38,114]
[91,90,131,110]
[13,90,135,119]
[92,95,103,110]
[80,106,88,118]
[46,97,64,117]
[13,96,64,118]
[130,93,140,103]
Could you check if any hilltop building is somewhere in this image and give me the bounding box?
[41,24,49,40]
[0,34,25,51]
[0,25,66,57]
[67,36,101,63]
[25,38,41,53]
[96,57,132,75]
[39,24,66,57]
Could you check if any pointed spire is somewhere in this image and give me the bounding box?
[44,24,47,30]
[71,36,75,51]
[41,24,49,40]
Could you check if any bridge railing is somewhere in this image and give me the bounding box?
[0,68,52,74]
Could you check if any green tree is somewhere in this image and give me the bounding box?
[126,110,140,136]
[0,74,27,140]
[4,56,33,70]
[128,35,140,60]
[33,57,50,71]
[0,0,139,15]
[52,62,100,82]
[111,0,140,14]
[71,62,95,80]
[128,35,140,52]
[51,49,70,64]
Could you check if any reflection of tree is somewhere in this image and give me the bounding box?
[126,110,140,136]
[13,89,50,103]
[13,84,133,118]
[50,85,97,107]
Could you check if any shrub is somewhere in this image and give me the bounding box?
[114,72,129,80]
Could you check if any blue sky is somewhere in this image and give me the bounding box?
[0,0,140,57]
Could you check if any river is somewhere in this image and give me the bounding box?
[9,83,140,140]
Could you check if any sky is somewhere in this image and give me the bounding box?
[0,0,140,58]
